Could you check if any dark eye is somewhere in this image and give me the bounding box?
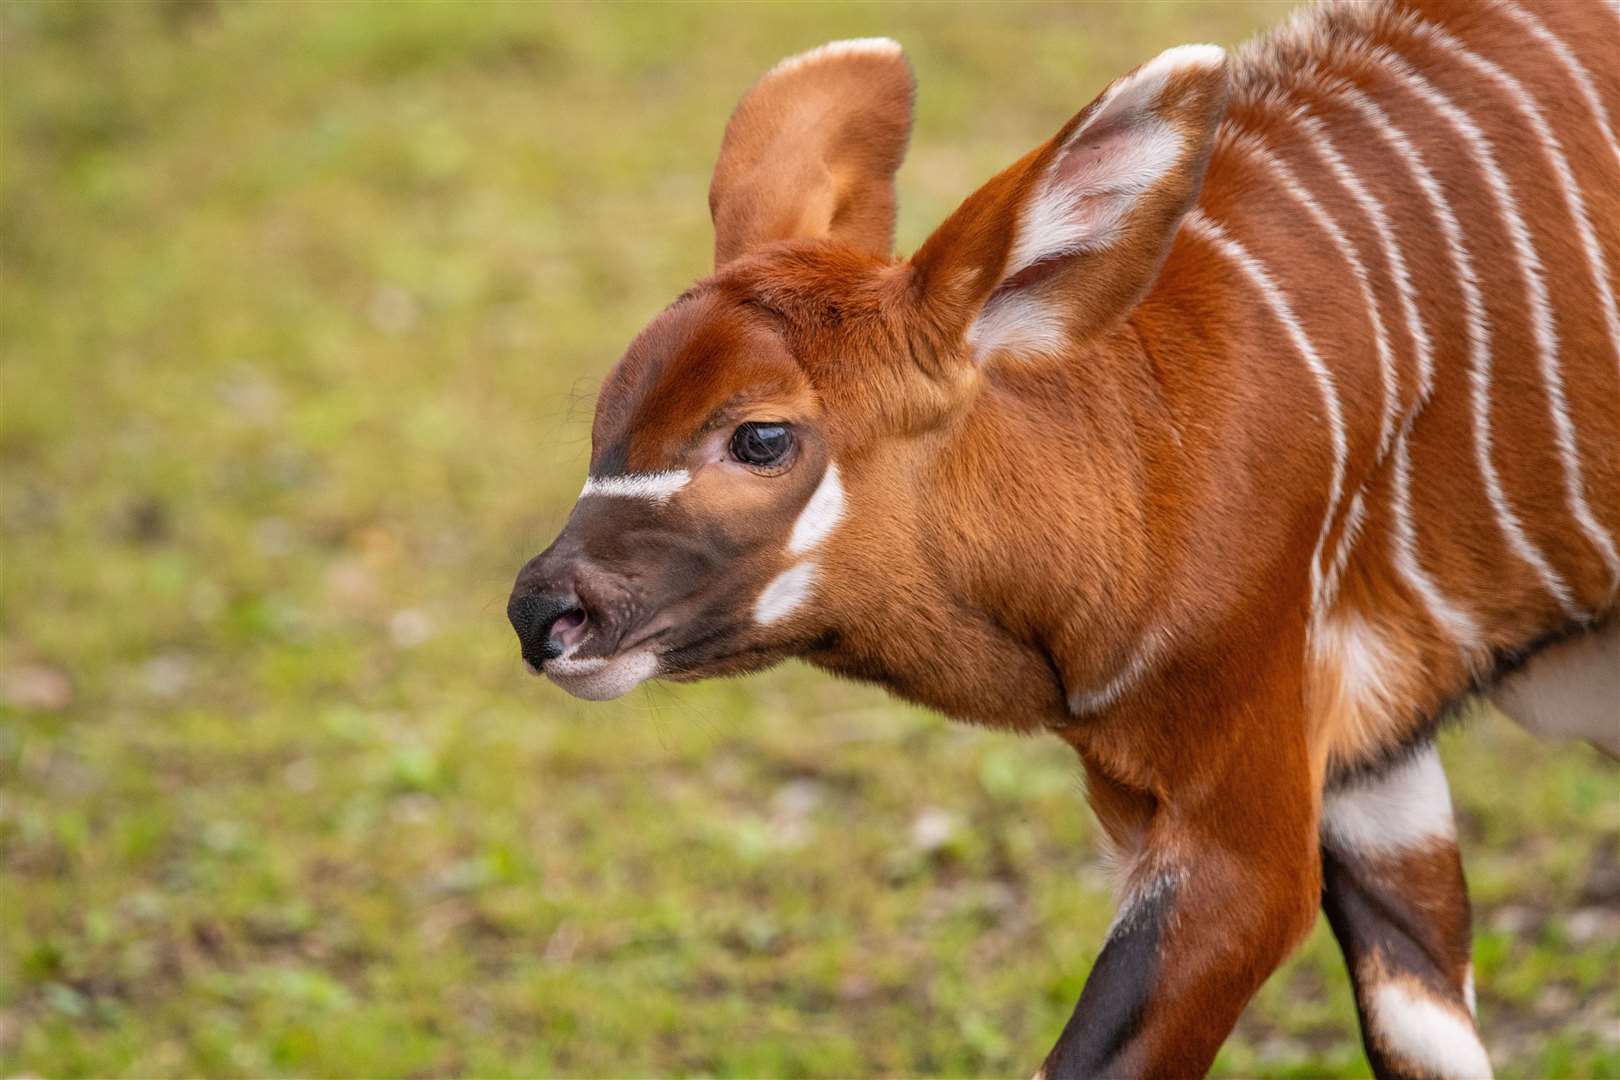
[729,421,795,470]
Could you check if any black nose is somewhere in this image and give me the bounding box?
[506,590,582,667]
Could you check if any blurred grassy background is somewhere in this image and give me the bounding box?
[1,2,1616,1076]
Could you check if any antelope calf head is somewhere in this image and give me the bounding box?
[508,38,1227,711]
[509,4,1620,1074]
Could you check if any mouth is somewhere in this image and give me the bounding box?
[526,613,779,700]
[528,648,661,701]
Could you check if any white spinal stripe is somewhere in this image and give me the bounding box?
[1367,981,1493,1079]
[579,469,690,503]
[1498,0,1620,179]
[754,561,816,624]
[1358,43,1582,618]
[1069,628,1164,716]
[1398,13,1620,592]
[1322,744,1455,858]
[1323,82,1486,655]
[788,462,845,555]
[1184,210,1348,621]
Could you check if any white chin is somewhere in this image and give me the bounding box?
[542,650,659,701]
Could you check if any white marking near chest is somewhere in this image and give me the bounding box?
[1312,608,1402,749]
[1069,629,1165,716]
[579,470,690,504]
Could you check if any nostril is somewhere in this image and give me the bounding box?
[551,607,587,642]
[507,590,584,666]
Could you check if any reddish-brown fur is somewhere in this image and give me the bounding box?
[511,3,1619,1074]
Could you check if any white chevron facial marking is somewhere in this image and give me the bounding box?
[755,562,817,625]
[579,470,690,504]
[788,463,845,555]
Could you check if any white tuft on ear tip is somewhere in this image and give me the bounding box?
[1157,43,1226,68]
[768,37,905,78]
[1115,43,1226,100]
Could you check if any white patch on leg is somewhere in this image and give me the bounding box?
[1368,981,1493,1079]
[755,562,816,625]
[579,470,690,504]
[788,462,845,554]
[1323,745,1455,858]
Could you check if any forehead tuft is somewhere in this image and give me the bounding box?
[591,291,808,475]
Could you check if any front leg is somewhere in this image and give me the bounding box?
[1321,745,1491,1079]
[1042,709,1323,1077]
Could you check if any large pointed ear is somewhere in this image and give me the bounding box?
[709,38,915,268]
[910,45,1228,361]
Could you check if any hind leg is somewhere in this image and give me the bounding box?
[1320,745,1492,1079]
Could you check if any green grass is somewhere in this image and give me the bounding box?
[2,2,1616,1076]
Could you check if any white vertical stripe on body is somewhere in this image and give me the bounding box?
[1222,127,1396,617]
[1389,425,1485,651]
[1184,210,1349,625]
[1356,43,1581,618]
[1318,83,1489,657]
[1498,0,1620,176]
[1397,13,1620,594]
[1290,108,1435,404]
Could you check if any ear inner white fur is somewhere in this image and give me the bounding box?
[970,43,1225,362]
